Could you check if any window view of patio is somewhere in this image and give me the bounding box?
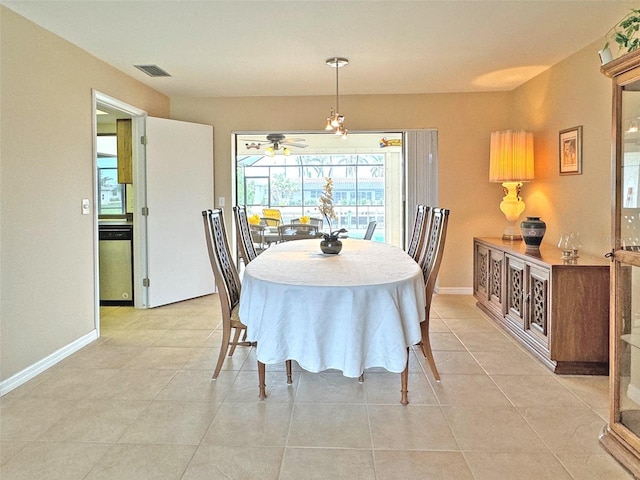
[235,132,404,243]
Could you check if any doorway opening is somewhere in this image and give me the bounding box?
[93,91,146,329]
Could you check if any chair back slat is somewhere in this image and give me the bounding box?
[233,205,258,264]
[364,221,377,240]
[202,209,242,319]
[418,208,450,289]
[406,205,432,261]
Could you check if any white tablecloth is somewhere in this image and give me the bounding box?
[239,239,425,377]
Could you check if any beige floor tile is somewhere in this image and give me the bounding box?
[443,405,546,452]
[280,448,376,480]
[126,314,185,330]
[0,370,55,400]
[491,374,584,407]
[152,329,214,348]
[557,375,611,410]
[364,372,438,405]
[201,402,293,447]
[296,371,367,403]
[3,294,633,479]
[454,330,522,352]
[430,332,466,351]
[181,347,225,371]
[556,452,634,479]
[0,441,26,466]
[428,351,485,375]
[117,400,218,445]
[100,313,144,330]
[20,367,118,400]
[102,329,168,346]
[172,315,220,330]
[369,404,458,450]
[0,441,111,480]
[223,370,298,403]
[181,445,283,480]
[288,403,371,448]
[84,444,196,480]
[91,368,177,400]
[55,344,139,369]
[37,398,149,443]
[0,397,75,441]
[472,350,551,376]
[434,305,484,319]
[429,318,452,333]
[464,452,573,480]
[374,450,474,480]
[519,406,608,454]
[120,346,197,370]
[155,369,236,402]
[432,374,512,406]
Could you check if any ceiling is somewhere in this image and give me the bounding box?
[3,0,636,98]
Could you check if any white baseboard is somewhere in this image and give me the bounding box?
[435,286,473,295]
[0,330,98,396]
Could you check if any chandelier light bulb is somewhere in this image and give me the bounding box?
[323,57,349,138]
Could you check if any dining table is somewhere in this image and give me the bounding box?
[238,238,426,404]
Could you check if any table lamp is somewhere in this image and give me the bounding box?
[489,130,534,241]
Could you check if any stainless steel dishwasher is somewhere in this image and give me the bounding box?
[99,224,133,306]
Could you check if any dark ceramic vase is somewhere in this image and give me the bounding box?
[320,237,342,254]
[520,216,546,248]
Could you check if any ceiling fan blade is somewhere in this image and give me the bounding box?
[285,143,308,148]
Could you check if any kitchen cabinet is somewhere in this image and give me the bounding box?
[117,118,132,184]
[474,237,609,375]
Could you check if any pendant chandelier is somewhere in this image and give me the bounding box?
[324,57,349,139]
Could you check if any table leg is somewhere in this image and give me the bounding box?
[286,360,293,384]
[258,361,267,399]
[400,347,409,406]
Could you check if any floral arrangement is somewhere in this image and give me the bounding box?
[318,177,347,239]
[299,215,310,224]
[248,214,261,225]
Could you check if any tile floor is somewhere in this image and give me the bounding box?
[0,294,632,479]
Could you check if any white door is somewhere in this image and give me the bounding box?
[144,117,214,307]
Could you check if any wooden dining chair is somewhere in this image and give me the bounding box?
[416,207,450,381]
[406,205,432,262]
[202,208,253,379]
[233,205,259,264]
[363,220,377,240]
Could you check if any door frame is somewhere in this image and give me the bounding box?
[92,91,147,331]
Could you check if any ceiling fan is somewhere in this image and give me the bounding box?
[242,133,307,156]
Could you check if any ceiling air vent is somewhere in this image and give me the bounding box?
[134,65,171,77]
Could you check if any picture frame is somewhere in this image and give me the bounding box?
[559,126,582,175]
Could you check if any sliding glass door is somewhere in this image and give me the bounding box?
[234,131,436,247]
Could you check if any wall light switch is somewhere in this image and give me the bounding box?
[218,197,225,207]
[81,198,90,215]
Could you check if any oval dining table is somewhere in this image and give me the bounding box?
[238,238,426,405]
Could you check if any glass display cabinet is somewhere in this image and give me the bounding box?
[601,49,640,477]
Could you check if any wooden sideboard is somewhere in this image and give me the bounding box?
[473,237,610,375]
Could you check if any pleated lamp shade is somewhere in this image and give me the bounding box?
[489,130,534,182]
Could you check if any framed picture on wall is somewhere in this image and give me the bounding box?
[559,126,582,175]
